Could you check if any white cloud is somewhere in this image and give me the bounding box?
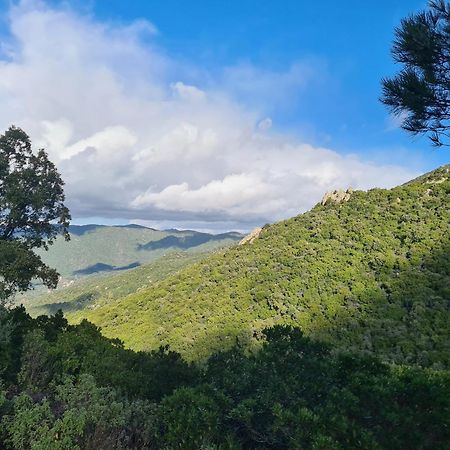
[62,126,137,160]
[0,1,417,231]
[171,82,207,102]
[258,117,272,131]
[132,173,273,214]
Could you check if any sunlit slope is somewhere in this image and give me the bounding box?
[22,251,213,317]
[69,166,450,367]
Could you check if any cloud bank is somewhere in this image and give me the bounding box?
[0,1,415,231]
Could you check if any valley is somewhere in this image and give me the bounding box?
[17,225,242,316]
[1,1,449,447]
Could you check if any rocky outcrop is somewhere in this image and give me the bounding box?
[239,227,262,245]
[321,188,353,206]
[426,177,447,184]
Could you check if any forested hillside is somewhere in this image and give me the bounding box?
[36,225,242,279]
[69,166,450,367]
[18,225,242,315]
[20,251,215,317]
[2,145,449,448]
[2,0,450,446]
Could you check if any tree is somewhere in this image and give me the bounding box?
[0,126,70,301]
[381,0,450,146]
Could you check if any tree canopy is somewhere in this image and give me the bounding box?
[1,309,449,449]
[0,126,70,301]
[381,0,450,146]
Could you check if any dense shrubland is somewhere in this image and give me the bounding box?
[1,306,448,449]
[20,250,214,317]
[2,127,449,448]
[69,166,450,368]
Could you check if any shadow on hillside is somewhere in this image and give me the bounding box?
[187,237,450,368]
[316,238,450,368]
[68,224,105,236]
[137,232,241,252]
[35,292,98,316]
[73,261,140,276]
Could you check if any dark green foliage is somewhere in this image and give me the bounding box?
[0,126,70,300]
[0,310,448,449]
[0,240,59,301]
[71,166,450,368]
[1,374,160,450]
[1,127,448,448]
[381,1,450,146]
[159,385,231,449]
[203,327,450,449]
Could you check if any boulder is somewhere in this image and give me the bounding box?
[321,188,353,206]
[239,227,263,245]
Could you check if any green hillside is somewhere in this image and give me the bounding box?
[17,225,242,317]
[69,165,450,368]
[19,251,214,317]
[36,224,243,279]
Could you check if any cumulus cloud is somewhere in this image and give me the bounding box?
[171,82,207,102]
[0,1,416,231]
[132,173,272,214]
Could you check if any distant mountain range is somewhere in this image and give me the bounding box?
[17,225,243,314]
[37,225,243,278]
[21,251,214,317]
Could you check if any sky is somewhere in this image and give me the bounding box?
[0,0,447,232]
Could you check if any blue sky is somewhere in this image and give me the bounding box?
[0,0,447,231]
[68,0,445,168]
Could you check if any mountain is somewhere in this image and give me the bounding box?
[35,225,243,279]
[68,165,450,367]
[18,225,243,315]
[22,251,215,317]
